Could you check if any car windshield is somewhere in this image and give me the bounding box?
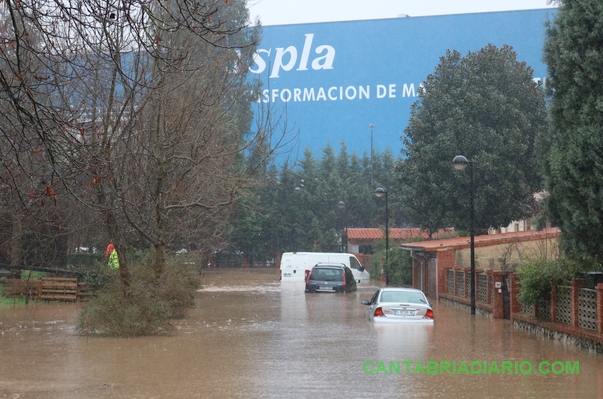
[380,291,427,304]
[310,268,342,281]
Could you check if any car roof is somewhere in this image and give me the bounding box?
[379,287,425,293]
[313,262,346,268]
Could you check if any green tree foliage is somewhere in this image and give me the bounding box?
[386,248,413,287]
[229,144,405,258]
[541,0,603,263]
[370,246,412,286]
[396,45,547,234]
[517,258,576,307]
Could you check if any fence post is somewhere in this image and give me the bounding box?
[597,283,603,334]
[508,273,521,321]
[463,267,471,298]
[550,285,557,323]
[570,278,584,328]
[486,270,493,305]
[492,271,504,319]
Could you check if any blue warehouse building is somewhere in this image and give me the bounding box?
[251,8,556,163]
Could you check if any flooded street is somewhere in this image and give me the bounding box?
[1,268,603,398]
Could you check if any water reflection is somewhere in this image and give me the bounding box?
[373,323,434,359]
[1,271,602,398]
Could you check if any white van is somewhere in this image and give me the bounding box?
[280,252,370,282]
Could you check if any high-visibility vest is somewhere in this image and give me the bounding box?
[108,250,120,269]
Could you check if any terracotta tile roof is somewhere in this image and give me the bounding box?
[345,228,449,240]
[399,227,560,252]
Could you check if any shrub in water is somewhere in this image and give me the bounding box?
[77,257,199,336]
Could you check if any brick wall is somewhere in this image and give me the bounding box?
[509,276,603,352]
[437,249,454,298]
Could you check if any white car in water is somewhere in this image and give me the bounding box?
[362,287,434,323]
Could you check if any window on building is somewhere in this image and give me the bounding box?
[359,245,373,255]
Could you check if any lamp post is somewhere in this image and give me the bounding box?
[370,124,374,187]
[338,201,346,252]
[374,187,389,285]
[452,155,475,315]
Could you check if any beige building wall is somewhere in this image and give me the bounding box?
[453,236,559,271]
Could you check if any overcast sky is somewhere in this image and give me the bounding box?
[248,0,556,26]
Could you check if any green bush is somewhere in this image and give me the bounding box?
[21,270,46,280]
[77,279,172,336]
[157,258,199,319]
[0,297,26,305]
[77,256,199,336]
[67,253,104,268]
[369,248,412,286]
[517,258,577,306]
[385,248,412,286]
[370,251,385,280]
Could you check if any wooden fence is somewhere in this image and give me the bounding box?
[1,277,93,302]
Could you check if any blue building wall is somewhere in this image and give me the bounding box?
[251,8,556,164]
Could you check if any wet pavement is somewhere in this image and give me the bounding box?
[1,268,602,398]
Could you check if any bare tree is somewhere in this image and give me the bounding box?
[0,1,281,291]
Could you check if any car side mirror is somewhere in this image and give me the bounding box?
[359,266,365,272]
[361,300,370,305]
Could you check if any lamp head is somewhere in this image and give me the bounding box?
[452,155,469,171]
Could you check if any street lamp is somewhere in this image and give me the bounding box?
[374,187,389,285]
[370,124,374,187]
[338,201,346,252]
[452,155,475,315]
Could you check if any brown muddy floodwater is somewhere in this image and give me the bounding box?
[1,268,603,398]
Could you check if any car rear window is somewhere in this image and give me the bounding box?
[380,291,427,304]
[310,268,343,281]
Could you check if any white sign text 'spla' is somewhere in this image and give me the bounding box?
[249,34,335,78]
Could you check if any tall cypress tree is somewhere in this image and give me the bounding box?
[542,0,603,263]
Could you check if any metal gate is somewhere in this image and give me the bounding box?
[502,274,510,320]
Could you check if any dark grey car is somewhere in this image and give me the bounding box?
[305,263,358,293]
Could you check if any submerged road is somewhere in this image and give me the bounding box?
[0,269,601,398]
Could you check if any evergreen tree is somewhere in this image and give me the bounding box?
[541,0,603,263]
[396,45,547,235]
[236,143,405,258]
[347,152,377,227]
